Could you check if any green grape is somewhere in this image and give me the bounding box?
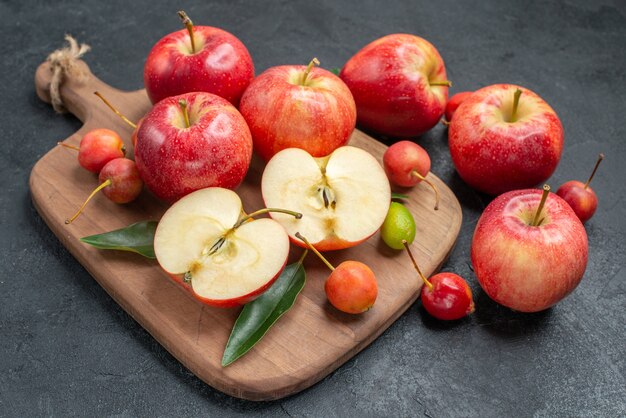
[381,202,416,250]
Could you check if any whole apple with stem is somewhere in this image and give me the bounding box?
[262,146,391,251]
[296,232,377,314]
[134,92,252,202]
[402,240,474,320]
[556,153,604,223]
[144,10,254,106]
[58,128,125,173]
[154,188,301,307]
[444,91,473,123]
[65,158,143,224]
[449,85,563,195]
[239,57,356,161]
[383,140,439,210]
[340,34,450,137]
[471,185,588,312]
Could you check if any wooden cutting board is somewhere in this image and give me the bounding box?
[30,59,462,401]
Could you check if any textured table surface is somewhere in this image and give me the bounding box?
[1,0,625,416]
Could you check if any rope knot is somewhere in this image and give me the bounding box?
[46,35,91,113]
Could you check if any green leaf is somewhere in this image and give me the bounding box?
[80,221,157,259]
[391,192,410,201]
[330,67,341,76]
[222,252,308,366]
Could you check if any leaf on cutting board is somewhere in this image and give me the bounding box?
[80,221,157,259]
[330,67,341,75]
[222,251,308,367]
[391,192,410,201]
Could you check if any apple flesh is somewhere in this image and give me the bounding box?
[134,92,252,202]
[239,59,356,161]
[144,15,254,106]
[471,187,588,312]
[262,146,391,251]
[340,34,450,137]
[449,84,563,195]
[154,188,291,308]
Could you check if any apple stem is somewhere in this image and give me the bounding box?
[411,171,440,210]
[430,80,452,87]
[93,92,138,129]
[301,57,320,86]
[584,153,605,189]
[57,141,80,152]
[178,99,191,128]
[65,179,112,224]
[178,11,196,54]
[402,240,433,291]
[295,232,335,272]
[531,184,551,227]
[510,88,522,123]
[233,208,303,229]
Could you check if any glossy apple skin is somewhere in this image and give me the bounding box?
[239,65,356,161]
[449,84,563,195]
[325,261,378,314]
[99,158,143,204]
[165,257,288,308]
[471,188,588,312]
[556,180,597,223]
[383,140,431,187]
[78,128,125,173]
[134,92,252,202]
[421,273,474,321]
[340,34,449,137]
[444,91,473,122]
[144,26,254,106]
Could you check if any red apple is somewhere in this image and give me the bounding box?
[556,153,604,223]
[134,92,252,202]
[339,34,450,137]
[449,84,563,195]
[144,11,254,106]
[471,186,588,312]
[444,91,473,123]
[239,58,356,161]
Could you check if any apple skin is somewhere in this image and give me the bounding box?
[471,188,588,312]
[134,92,252,202]
[340,33,449,137]
[239,64,356,161]
[444,91,473,122]
[383,140,431,187]
[556,181,598,223]
[144,26,254,106]
[449,84,563,195]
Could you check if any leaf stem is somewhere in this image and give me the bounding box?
[295,232,335,271]
[402,240,433,291]
[584,153,604,189]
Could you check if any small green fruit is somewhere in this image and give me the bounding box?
[381,202,416,250]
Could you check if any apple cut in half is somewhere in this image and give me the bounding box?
[154,187,290,307]
[262,146,391,251]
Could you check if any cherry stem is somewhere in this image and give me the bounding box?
[65,179,111,224]
[295,232,335,272]
[402,240,433,291]
[430,80,452,87]
[93,92,137,129]
[531,184,551,227]
[297,249,309,265]
[178,10,196,54]
[411,171,440,210]
[301,57,320,85]
[233,208,302,230]
[178,99,191,128]
[584,153,605,189]
[510,88,522,123]
[57,142,79,152]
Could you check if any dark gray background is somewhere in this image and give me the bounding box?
[1,0,625,416]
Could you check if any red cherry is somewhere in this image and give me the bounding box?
[556,153,604,223]
[65,158,143,224]
[444,91,473,122]
[58,128,126,173]
[402,240,474,320]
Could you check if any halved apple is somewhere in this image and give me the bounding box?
[154,187,292,307]
[262,146,391,251]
